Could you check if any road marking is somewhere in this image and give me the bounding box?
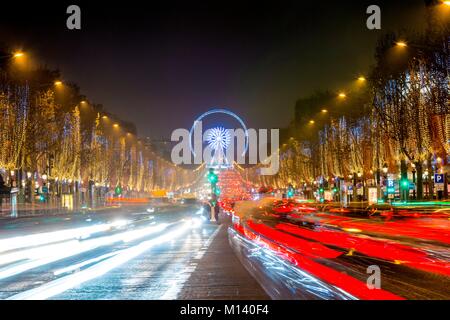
[159,224,223,299]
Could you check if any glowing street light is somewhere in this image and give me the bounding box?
[357,76,366,82]
[309,120,315,124]
[443,1,450,6]
[54,80,63,86]
[102,115,108,119]
[321,109,328,113]
[113,123,119,128]
[338,92,346,98]
[396,41,407,47]
[13,51,24,58]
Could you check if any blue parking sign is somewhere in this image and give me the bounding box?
[434,174,445,184]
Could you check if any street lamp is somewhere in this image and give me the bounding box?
[396,41,407,47]
[338,92,346,99]
[54,80,63,86]
[0,51,25,61]
[309,120,315,124]
[382,163,388,174]
[357,76,366,82]
[321,109,328,113]
[13,52,24,58]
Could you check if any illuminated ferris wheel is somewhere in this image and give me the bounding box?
[189,108,249,169]
[206,127,231,167]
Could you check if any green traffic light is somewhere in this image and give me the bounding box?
[208,174,218,184]
[207,169,218,184]
[401,179,409,188]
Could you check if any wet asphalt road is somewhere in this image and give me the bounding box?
[0,204,221,300]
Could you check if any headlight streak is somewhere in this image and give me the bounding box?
[0,220,132,254]
[53,251,120,276]
[0,222,169,281]
[7,221,195,300]
[0,240,79,267]
[228,227,356,300]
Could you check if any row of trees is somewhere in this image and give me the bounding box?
[0,57,199,197]
[244,7,449,200]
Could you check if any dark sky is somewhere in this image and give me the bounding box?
[0,0,428,138]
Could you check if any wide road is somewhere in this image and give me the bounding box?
[0,203,220,300]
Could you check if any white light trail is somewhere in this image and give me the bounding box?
[0,220,132,254]
[0,223,169,281]
[53,251,120,276]
[7,221,194,300]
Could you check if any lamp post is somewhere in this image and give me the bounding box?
[411,163,416,200]
[352,172,357,203]
[382,163,388,200]
[357,171,363,202]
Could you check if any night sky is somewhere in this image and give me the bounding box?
[0,0,427,139]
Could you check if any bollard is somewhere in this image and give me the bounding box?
[210,205,216,222]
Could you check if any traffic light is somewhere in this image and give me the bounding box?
[286,184,294,198]
[401,178,409,189]
[207,169,219,203]
[115,185,122,196]
[207,169,218,184]
[318,186,324,203]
